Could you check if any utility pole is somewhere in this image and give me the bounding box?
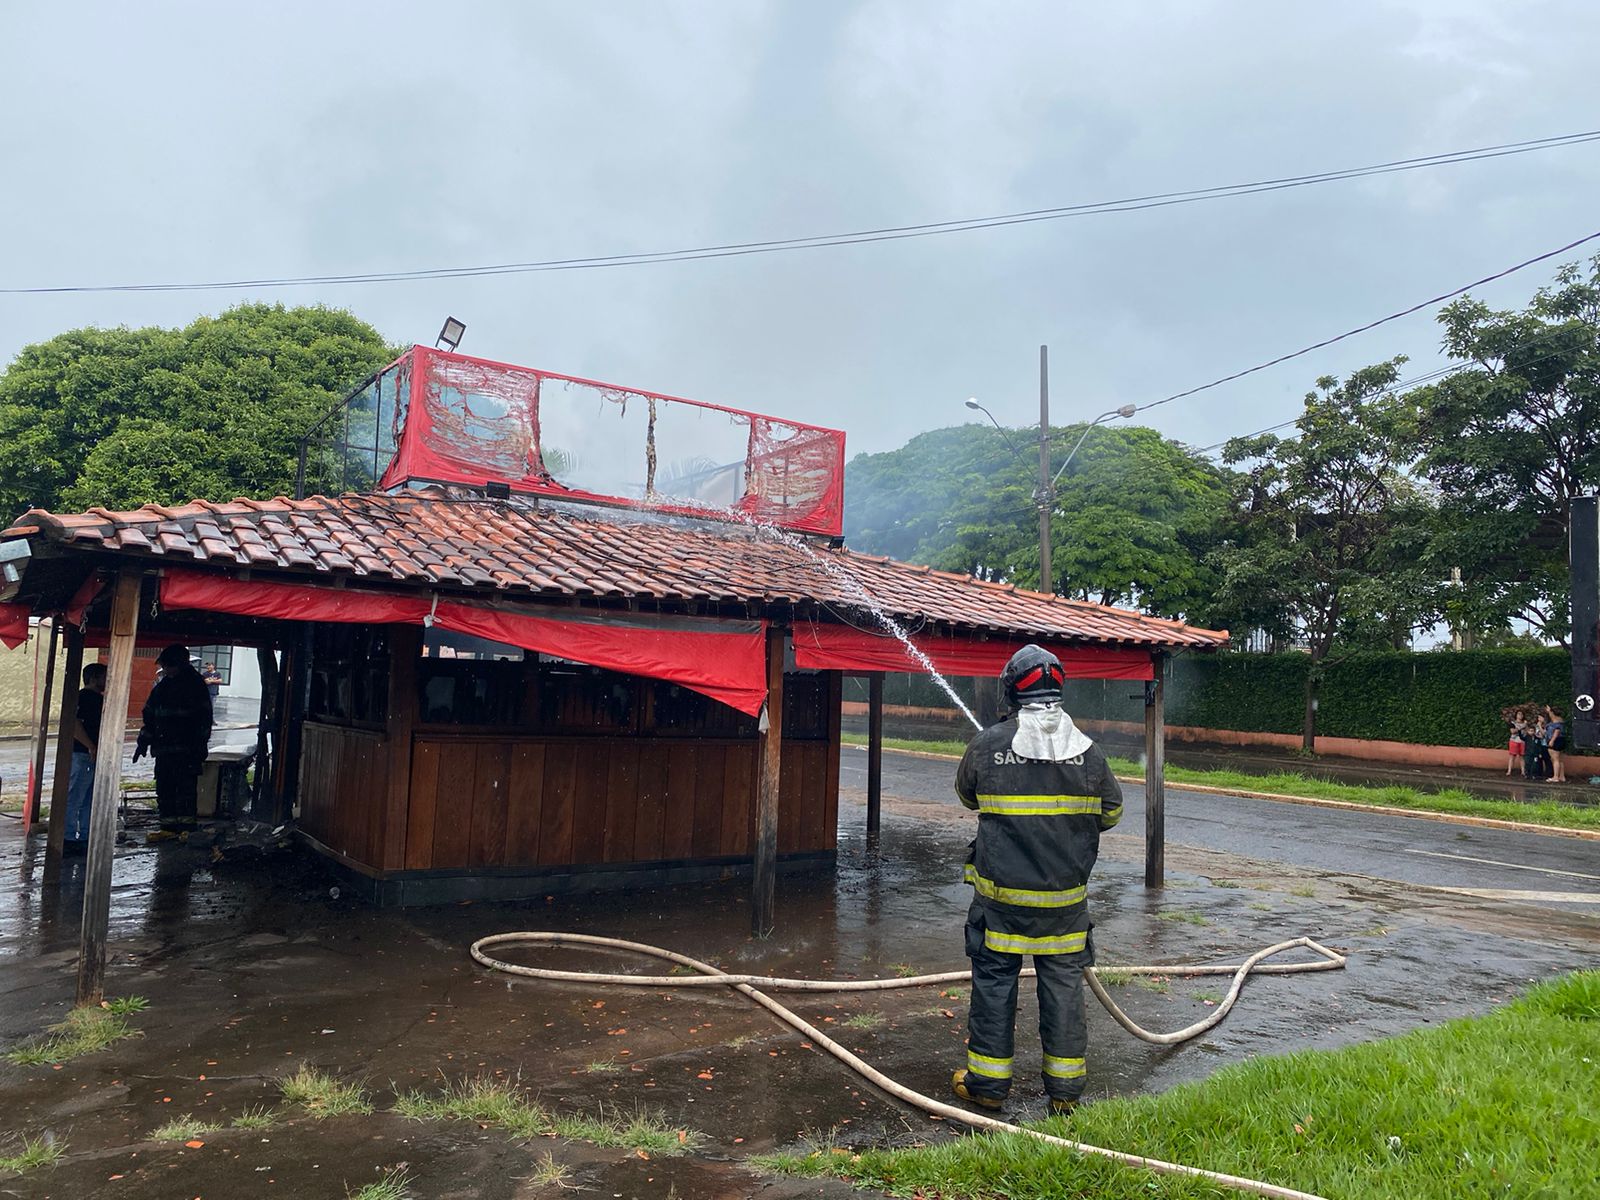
[1038,344,1052,594]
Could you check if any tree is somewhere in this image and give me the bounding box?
[1409,256,1600,646]
[845,423,1234,622]
[0,304,397,518]
[1215,360,1435,749]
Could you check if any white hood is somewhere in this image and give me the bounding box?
[1012,702,1094,762]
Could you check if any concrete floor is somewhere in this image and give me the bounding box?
[1,774,1594,1198]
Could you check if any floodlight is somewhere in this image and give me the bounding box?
[435,317,467,352]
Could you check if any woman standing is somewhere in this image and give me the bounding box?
[1544,705,1568,783]
[1506,719,1526,777]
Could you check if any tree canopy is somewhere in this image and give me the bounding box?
[845,422,1233,622]
[1408,257,1600,646]
[0,304,397,519]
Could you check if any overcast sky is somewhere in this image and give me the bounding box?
[2,2,1597,460]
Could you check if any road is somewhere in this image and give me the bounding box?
[840,744,1600,915]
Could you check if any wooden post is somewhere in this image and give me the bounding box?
[751,627,786,937]
[1143,652,1167,890]
[381,624,420,869]
[250,645,280,821]
[77,573,140,1006]
[866,673,884,836]
[23,620,61,833]
[43,625,84,880]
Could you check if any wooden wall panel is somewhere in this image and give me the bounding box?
[603,745,640,862]
[469,742,512,867]
[778,739,805,853]
[690,744,725,856]
[633,743,669,861]
[431,741,479,869]
[720,745,754,857]
[300,722,388,865]
[392,731,835,873]
[406,741,440,869]
[662,744,699,860]
[505,743,546,865]
[539,743,578,866]
[571,751,610,865]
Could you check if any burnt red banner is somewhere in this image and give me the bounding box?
[159,569,770,715]
[792,621,1155,681]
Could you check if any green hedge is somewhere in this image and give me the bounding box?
[862,649,1571,750]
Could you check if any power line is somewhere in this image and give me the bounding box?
[6,130,1599,296]
[1130,227,1600,419]
[1193,324,1591,453]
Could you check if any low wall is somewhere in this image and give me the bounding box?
[0,629,68,730]
[844,702,1600,775]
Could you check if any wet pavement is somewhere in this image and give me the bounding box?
[1,760,1596,1198]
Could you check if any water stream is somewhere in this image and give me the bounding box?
[658,496,984,731]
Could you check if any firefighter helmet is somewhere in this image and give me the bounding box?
[1001,644,1065,708]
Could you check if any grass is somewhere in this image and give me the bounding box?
[104,995,150,1015]
[840,731,1600,833]
[1288,883,1317,898]
[552,1106,702,1153]
[4,1003,141,1065]
[841,1011,887,1030]
[230,1105,278,1130]
[279,1065,373,1118]
[347,1166,412,1200]
[152,1114,219,1142]
[393,1076,702,1154]
[584,1058,620,1073]
[759,970,1600,1200]
[1155,910,1210,926]
[0,1135,63,1174]
[527,1151,572,1188]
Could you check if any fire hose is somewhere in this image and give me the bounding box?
[471,931,1346,1200]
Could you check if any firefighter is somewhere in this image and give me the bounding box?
[133,644,215,840]
[950,644,1123,1114]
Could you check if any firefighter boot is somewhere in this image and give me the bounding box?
[950,1070,1004,1111]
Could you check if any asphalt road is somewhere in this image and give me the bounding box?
[840,743,1600,915]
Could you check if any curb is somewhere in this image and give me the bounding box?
[1152,779,1600,843]
[844,742,1600,842]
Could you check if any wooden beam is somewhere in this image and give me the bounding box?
[1143,652,1167,889]
[866,673,884,837]
[77,573,141,1006]
[43,624,84,881]
[250,645,277,821]
[751,626,786,937]
[380,623,421,870]
[23,619,60,833]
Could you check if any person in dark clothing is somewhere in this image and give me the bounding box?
[951,645,1123,1115]
[64,663,109,852]
[134,644,213,839]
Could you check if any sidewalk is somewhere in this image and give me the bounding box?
[843,713,1599,808]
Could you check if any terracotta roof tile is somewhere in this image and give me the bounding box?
[3,493,1227,649]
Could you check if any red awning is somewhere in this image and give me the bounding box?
[792,621,1154,681]
[159,569,770,716]
[0,603,30,650]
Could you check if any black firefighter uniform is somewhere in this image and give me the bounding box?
[954,711,1123,1102]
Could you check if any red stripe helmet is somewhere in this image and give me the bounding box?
[1001,644,1065,707]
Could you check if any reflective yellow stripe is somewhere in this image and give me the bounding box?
[967,1049,1014,1079]
[983,929,1088,955]
[1043,1054,1086,1079]
[977,794,1101,817]
[1101,803,1123,829]
[963,864,1086,908]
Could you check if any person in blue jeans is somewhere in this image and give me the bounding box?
[64,662,108,853]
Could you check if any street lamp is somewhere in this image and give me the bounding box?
[964,356,1138,594]
[1051,404,1138,487]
